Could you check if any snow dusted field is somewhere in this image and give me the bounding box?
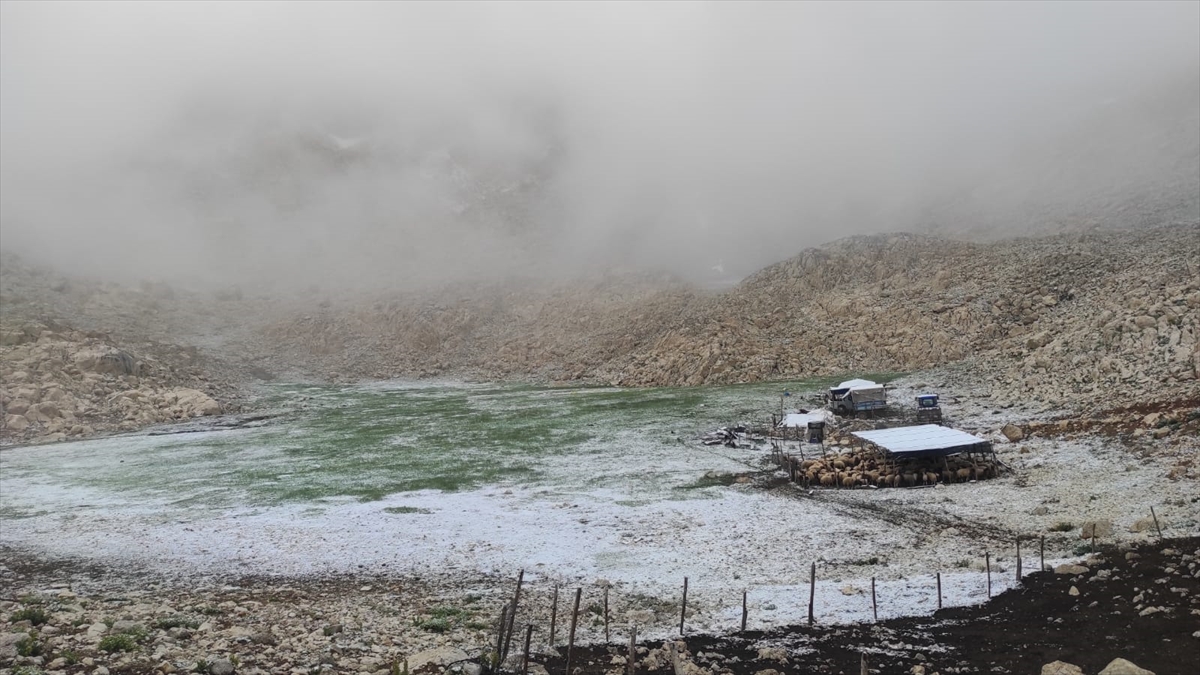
[2,377,1195,638]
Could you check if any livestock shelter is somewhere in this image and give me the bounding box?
[850,424,993,460]
[779,411,833,443]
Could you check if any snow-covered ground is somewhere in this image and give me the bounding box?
[1,378,1194,640]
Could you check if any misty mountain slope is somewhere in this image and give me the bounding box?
[257,274,709,383]
[919,70,1200,239]
[2,222,1196,447]
[608,225,1200,409]
[250,224,1198,415]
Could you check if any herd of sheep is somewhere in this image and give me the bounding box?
[774,446,1001,489]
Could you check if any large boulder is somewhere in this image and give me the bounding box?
[4,414,30,431]
[1098,658,1154,675]
[1080,520,1114,539]
[0,631,31,658]
[1001,423,1025,442]
[33,401,62,419]
[408,647,470,672]
[1042,662,1083,675]
[3,399,32,417]
[74,347,139,375]
[163,388,222,417]
[1128,516,1166,533]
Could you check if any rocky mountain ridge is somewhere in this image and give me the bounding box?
[2,223,1197,445]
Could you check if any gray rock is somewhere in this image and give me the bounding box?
[1000,423,1024,442]
[209,658,235,675]
[1098,658,1155,675]
[111,620,141,633]
[1041,665,1083,675]
[0,632,30,658]
[1129,517,1166,533]
[409,647,470,672]
[1080,520,1113,539]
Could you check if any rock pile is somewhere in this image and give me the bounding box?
[0,322,229,444]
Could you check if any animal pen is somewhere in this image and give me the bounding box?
[772,424,1002,489]
[851,424,993,460]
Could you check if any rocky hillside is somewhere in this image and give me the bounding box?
[259,224,1200,414]
[257,274,706,383]
[613,225,1200,402]
[0,321,232,444]
[2,224,1197,445]
[0,254,245,444]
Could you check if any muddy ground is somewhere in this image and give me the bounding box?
[542,536,1200,675]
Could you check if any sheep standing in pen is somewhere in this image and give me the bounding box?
[778,448,998,489]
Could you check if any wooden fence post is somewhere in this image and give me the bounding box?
[741,591,748,632]
[502,570,525,663]
[522,624,533,675]
[603,585,610,643]
[1016,538,1022,582]
[565,588,582,675]
[1150,506,1164,539]
[936,572,942,610]
[1040,535,1045,572]
[627,625,637,675]
[549,585,559,648]
[495,604,509,671]
[679,577,688,635]
[808,562,816,625]
[871,577,877,622]
[985,552,992,598]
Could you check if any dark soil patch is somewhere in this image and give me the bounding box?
[534,536,1200,675]
[1025,396,1200,438]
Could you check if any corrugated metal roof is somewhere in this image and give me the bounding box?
[851,424,988,455]
[781,411,833,428]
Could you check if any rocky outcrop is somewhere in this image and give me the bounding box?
[0,322,231,444]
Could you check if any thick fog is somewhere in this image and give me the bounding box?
[2,1,1198,289]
